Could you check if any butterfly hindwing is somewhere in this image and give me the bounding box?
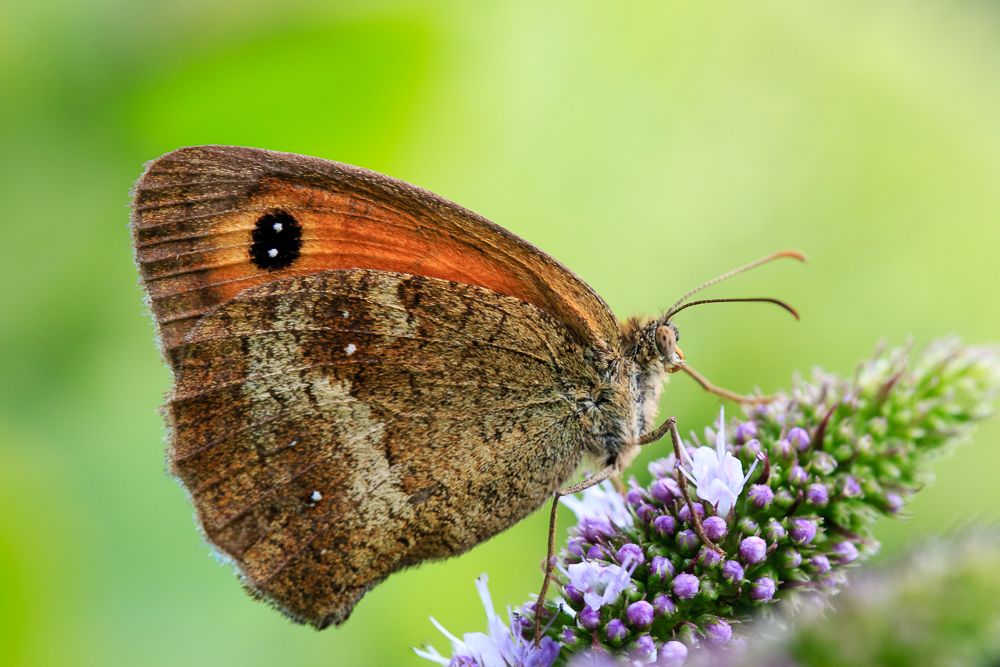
[166,269,598,627]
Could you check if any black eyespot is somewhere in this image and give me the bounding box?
[250,211,302,270]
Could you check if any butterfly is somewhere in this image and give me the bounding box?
[130,145,802,629]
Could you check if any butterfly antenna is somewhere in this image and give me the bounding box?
[665,249,806,317]
[666,297,800,321]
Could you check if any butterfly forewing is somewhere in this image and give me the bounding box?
[166,269,598,627]
[130,145,619,355]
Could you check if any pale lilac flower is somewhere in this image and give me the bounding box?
[414,574,560,667]
[702,515,728,540]
[678,407,760,515]
[563,558,637,609]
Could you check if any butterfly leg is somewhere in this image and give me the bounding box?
[661,416,725,557]
[533,464,616,646]
[681,364,773,405]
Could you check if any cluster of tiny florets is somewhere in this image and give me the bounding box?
[416,338,999,666]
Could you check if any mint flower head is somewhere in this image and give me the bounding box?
[415,338,999,665]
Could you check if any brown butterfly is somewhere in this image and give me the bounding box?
[130,145,802,629]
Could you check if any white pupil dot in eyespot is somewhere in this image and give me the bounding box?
[272,222,283,232]
[311,491,322,501]
[268,248,278,258]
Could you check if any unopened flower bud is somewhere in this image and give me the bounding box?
[721,560,744,583]
[702,515,728,541]
[653,514,677,538]
[749,484,774,509]
[652,593,675,617]
[735,421,758,444]
[750,576,776,601]
[617,543,644,566]
[739,536,767,564]
[626,600,654,629]
[789,426,811,450]
[579,605,600,630]
[790,518,818,545]
[673,573,700,599]
[605,618,627,644]
[806,483,828,507]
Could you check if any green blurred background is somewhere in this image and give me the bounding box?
[2,1,999,665]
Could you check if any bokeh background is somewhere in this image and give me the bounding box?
[2,1,999,665]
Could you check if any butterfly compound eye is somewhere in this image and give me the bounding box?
[250,211,303,271]
[655,324,677,359]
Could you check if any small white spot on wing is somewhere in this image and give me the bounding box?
[311,491,322,501]
[345,344,357,356]
[273,222,283,232]
[268,248,278,258]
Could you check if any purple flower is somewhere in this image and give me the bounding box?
[652,593,675,616]
[625,488,644,506]
[414,574,560,667]
[790,518,818,545]
[586,545,605,560]
[806,483,828,507]
[605,618,627,643]
[739,536,767,564]
[738,518,759,535]
[788,465,808,486]
[750,576,776,601]
[650,555,674,582]
[650,477,679,503]
[626,600,654,629]
[704,618,732,645]
[721,560,744,583]
[833,541,860,564]
[702,515,728,540]
[748,484,774,509]
[563,559,637,609]
[578,605,600,630]
[659,641,688,666]
[843,475,863,497]
[672,573,700,599]
[577,515,617,544]
[652,514,677,538]
[616,543,644,567]
[560,628,577,645]
[807,555,831,573]
[789,426,811,450]
[676,530,698,552]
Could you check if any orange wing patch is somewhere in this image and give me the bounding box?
[131,146,618,355]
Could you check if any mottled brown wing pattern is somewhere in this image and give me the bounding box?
[167,269,599,627]
[130,145,619,355]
